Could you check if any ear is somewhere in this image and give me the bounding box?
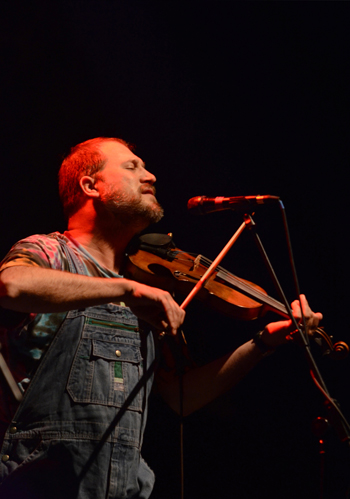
[79,176,100,199]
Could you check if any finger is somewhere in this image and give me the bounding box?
[299,294,312,318]
[162,305,186,335]
[291,299,302,320]
[158,296,185,335]
[291,295,323,330]
[299,295,323,324]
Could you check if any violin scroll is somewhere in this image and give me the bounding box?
[330,341,349,360]
[308,328,349,360]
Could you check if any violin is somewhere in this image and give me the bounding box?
[124,233,348,359]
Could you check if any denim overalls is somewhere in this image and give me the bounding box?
[0,240,156,498]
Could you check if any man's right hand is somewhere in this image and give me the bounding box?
[123,280,185,335]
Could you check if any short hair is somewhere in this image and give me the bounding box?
[58,137,131,219]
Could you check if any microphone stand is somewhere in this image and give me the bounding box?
[243,214,327,390]
[182,207,350,497]
[243,212,350,498]
[175,219,247,499]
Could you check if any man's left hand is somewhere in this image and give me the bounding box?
[260,294,323,348]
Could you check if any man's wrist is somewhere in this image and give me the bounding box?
[253,330,275,357]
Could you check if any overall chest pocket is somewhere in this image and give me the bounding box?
[67,318,144,412]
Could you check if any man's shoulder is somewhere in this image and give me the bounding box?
[11,232,78,255]
[0,232,71,272]
[16,232,68,246]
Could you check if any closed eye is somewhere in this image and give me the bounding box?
[125,161,137,170]
[124,160,146,170]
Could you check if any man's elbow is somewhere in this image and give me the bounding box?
[0,268,24,308]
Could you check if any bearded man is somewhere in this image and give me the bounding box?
[0,137,322,498]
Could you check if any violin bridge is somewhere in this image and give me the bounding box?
[193,254,201,270]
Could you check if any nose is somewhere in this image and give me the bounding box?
[141,167,156,185]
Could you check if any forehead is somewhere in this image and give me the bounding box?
[99,141,142,166]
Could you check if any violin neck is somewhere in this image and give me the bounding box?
[262,298,290,319]
[216,269,290,319]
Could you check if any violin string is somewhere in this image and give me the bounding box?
[176,252,287,314]
[177,252,261,293]
[217,271,287,312]
[174,252,325,334]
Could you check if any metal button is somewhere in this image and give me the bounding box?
[115,350,121,357]
[9,427,17,434]
[1,455,9,462]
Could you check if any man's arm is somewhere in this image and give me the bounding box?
[156,295,322,415]
[0,266,185,335]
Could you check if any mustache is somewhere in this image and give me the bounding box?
[140,185,156,196]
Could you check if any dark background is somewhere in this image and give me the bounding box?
[1,2,350,498]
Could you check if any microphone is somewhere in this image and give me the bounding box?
[187,195,280,215]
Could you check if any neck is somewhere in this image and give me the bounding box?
[66,208,145,274]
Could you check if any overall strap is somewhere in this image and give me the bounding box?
[58,238,88,276]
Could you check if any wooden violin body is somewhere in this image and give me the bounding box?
[124,234,288,321]
[126,247,270,320]
[123,233,348,359]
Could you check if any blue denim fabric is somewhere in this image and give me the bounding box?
[0,241,156,498]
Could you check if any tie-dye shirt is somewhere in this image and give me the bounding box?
[0,232,122,383]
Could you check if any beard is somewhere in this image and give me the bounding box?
[100,186,164,228]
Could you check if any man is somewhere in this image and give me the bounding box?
[0,137,322,498]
